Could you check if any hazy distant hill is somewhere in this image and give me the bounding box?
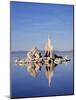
[11,50,73,54]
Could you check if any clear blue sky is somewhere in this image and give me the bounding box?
[11,2,73,51]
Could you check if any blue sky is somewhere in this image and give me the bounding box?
[11,2,73,51]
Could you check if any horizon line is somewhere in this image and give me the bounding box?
[11,49,73,52]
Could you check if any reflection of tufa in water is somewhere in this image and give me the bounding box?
[27,63,42,77]
[15,35,71,87]
[45,62,55,87]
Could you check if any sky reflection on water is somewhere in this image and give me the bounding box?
[11,51,74,98]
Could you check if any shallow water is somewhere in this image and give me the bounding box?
[10,51,74,98]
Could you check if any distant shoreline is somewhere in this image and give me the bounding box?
[11,50,73,53]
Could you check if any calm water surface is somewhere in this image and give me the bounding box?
[10,51,74,98]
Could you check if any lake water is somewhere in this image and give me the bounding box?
[10,51,74,98]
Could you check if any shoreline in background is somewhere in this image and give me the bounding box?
[11,50,73,53]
